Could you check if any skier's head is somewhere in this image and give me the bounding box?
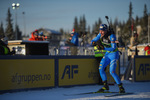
[35,29,38,33]
[99,24,107,31]
[71,29,75,36]
[99,24,108,37]
[33,31,39,38]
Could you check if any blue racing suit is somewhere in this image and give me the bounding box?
[70,32,79,46]
[91,33,121,84]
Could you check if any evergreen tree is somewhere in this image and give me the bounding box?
[60,28,64,34]
[92,17,102,34]
[143,4,148,29]
[98,18,102,25]
[5,8,14,40]
[135,15,139,26]
[92,24,95,34]
[118,36,125,47]
[94,21,98,34]
[87,25,90,35]
[60,28,65,40]
[109,18,113,28]
[97,18,102,31]
[122,20,131,45]
[138,4,148,43]
[73,16,79,33]
[118,21,126,46]
[121,2,133,46]
[0,22,5,39]
[113,17,119,34]
[82,14,86,33]
[87,25,91,43]
[114,17,119,26]
[15,25,22,40]
[79,15,87,46]
[78,15,87,37]
[128,2,133,36]
[79,16,83,36]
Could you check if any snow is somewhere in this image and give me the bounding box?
[0,81,150,100]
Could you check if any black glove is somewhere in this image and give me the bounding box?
[97,45,104,50]
[92,40,104,50]
[92,42,97,46]
[96,40,104,50]
[11,50,16,55]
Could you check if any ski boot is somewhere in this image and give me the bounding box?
[118,83,125,93]
[97,80,109,93]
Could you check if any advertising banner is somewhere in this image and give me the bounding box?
[134,57,150,81]
[58,59,100,86]
[0,59,55,90]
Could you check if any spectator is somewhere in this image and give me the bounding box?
[39,31,48,41]
[0,37,15,55]
[130,31,139,47]
[66,29,79,55]
[29,30,43,41]
[144,45,150,56]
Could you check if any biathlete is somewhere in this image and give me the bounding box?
[91,24,125,93]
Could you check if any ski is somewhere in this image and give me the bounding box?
[64,91,118,96]
[105,92,134,97]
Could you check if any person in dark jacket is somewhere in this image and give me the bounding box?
[144,45,150,56]
[0,37,15,55]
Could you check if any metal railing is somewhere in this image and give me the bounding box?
[49,46,95,56]
[49,46,129,75]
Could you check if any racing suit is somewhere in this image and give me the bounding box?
[91,33,121,84]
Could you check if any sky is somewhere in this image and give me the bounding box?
[0,0,150,36]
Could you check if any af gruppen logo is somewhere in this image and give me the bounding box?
[61,65,78,79]
[138,63,150,75]
[11,73,51,84]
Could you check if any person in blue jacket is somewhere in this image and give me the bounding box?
[67,29,79,55]
[91,24,125,93]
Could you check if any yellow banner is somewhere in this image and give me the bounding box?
[58,59,100,86]
[135,58,150,81]
[0,59,55,90]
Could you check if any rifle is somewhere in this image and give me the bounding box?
[105,16,115,35]
[105,16,121,54]
[92,40,104,50]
